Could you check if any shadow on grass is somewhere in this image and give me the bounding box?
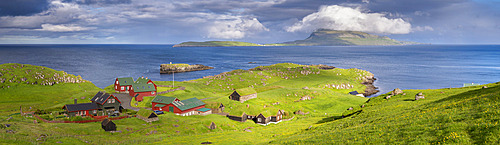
[403,99,414,101]
[315,115,343,124]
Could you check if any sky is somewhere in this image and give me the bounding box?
[0,0,499,44]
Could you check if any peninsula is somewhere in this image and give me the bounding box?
[172,41,262,47]
[160,63,214,73]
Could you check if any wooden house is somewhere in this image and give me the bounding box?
[135,77,157,90]
[229,88,257,103]
[114,77,134,93]
[137,109,159,122]
[270,110,284,122]
[90,91,122,116]
[101,119,116,132]
[254,113,271,125]
[227,113,248,122]
[151,96,210,116]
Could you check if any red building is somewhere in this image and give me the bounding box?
[114,77,134,93]
[151,96,210,116]
[129,83,157,102]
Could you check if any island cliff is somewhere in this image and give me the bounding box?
[160,64,214,73]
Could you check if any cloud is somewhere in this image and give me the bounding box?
[286,5,412,34]
[413,26,434,32]
[0,0,50,16]
[38,24,95,32]
[207,17,269,39]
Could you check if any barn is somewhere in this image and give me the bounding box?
[114,77,134,93]
[229,87,257,103]
[151,96,210,116]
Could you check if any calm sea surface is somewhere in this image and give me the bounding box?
[0,44,499,96]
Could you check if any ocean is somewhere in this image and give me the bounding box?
[0,44,499,96]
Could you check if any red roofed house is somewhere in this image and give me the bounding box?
[151,96,211,116]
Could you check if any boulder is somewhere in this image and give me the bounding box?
[348,107,353,110]
[415,92,425,100]
[302,86,309,90]
[385,95,391,99]
[482,86,488,89]
[391,88,404,96]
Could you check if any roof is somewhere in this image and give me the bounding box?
[101,119,114,126]
[236,87,257,96]
[154,104,166,107]
[135,77,151,84]
[117,77,134,86]
[90,91,119,105]
[132,83,156,92]
[196,108,211,112]
[137,109,157,118]
[349,91,359,95]
[172,97,205,111]
[63,103,99,112]
[152,96,177,104]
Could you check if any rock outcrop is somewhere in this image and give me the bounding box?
[361,75,379,96]
[160,64,214,74]
[391,88,404,96]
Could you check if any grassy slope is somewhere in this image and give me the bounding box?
[1,63,370,144]
[273,82,500,144]
[174,41,262,47]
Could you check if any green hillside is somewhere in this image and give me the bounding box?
[173,41,262,47]
[274,29,418,46]
[274,82,500,144]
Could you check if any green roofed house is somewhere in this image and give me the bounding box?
[151,96,211,116]
[128,76,157,102]
[114,77,134,93]
[136,109,159,122]
[229,87,258,103]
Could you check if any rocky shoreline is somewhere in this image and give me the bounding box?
[361,75,379,96]
[160,64,214,74]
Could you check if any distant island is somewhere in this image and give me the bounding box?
[173,41,262,47]
[160,63,214,73]
[173,29,420,47]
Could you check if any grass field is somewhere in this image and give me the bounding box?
[2,63,497,144]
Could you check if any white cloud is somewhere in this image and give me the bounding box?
[38,24,95,32]
[207,17,269,39]
[286,5,412,34]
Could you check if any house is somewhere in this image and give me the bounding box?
[349,91,365,97]
[62,102,99,117]
[136,109,159,122]
[114,77,134,93]
[101,119,116,132]
[229,87,257,103]
[90,91,122,116]
[254,113,271,125]
[63,91,122,117]
[130,83,156,102]
[208,122,217,130]
[129,77,157,102]
[227,113,248,122]
[270,110,284,122]
[151,96,210,116]
[209,103,225,113]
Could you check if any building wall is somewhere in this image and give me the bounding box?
[240,93,257,103]
[130,91,156,101]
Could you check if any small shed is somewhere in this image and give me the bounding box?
[254,113,270,125]
[137,109,159,123]
[196,108,212,116]
[101,119,116,132]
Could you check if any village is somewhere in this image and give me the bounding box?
[56,76,290,132]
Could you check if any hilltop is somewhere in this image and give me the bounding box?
[172,41,262,47]
[274,29,418,46]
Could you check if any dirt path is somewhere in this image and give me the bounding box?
[113,93,140,111]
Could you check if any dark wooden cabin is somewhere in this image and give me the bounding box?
[101,119,116,132]
[226,113,248,122]
[254,113,270,125]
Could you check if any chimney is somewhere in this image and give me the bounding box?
[74,99,77,104]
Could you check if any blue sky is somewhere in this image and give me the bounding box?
[0,0,499,44]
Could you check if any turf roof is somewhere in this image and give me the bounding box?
[236,87,257,96]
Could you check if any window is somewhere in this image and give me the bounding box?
[126,86,129,90]
[258,118,262,122]
[115,86,117,89]
[152,92,155,95]
[121,86,124,90]
[116,81,118,84]
[111,99,115,103]
[93,110,97,114]
[159,108,162,111]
